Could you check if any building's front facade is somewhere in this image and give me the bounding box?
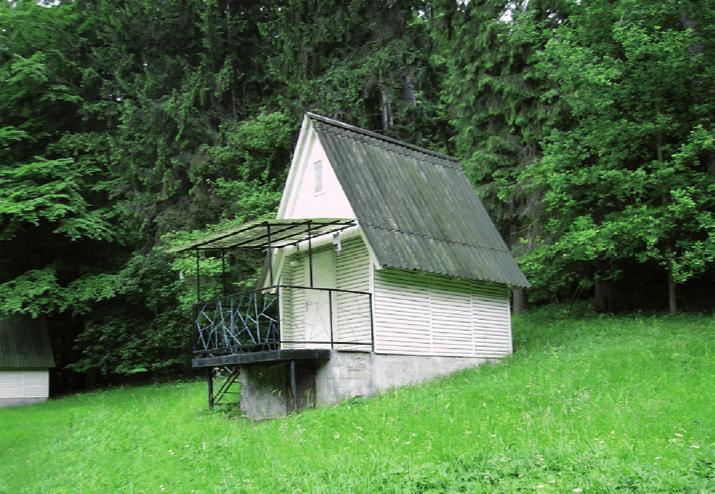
[278,231,513,359]
[179,113,528,419]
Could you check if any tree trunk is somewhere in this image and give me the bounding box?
[226,3,238,120]
[403,68,416,106]
[380,85,393,131]
[667,268,677,314]
[593,278,613,313]
[85,368,99,389]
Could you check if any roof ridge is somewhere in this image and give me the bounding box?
[306,112,459,163]
[318,125,462,171]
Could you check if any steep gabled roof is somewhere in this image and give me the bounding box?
[308,113,529,288]
[0,314,55,368]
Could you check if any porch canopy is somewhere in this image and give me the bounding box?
[170,217,358,299]
[170,217,357,252]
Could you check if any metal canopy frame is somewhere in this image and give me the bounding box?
[174,218,359,411]
[178,218,356,302]
[172,218,356,252]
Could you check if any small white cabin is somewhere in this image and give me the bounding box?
[182,113,529,419]
[0,314,54,408]
[271,113,528,359]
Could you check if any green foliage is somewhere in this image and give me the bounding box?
[1,312,713,491]
[0,0,121,321]
[440,0,715,308]
[518,0,715,300]
[262,0,449,147]
[2,0,713,378]
[1,0,286,376]
[70,252,188,375]
[436,0,565,255]
[197,111,290,223]
[0,267,64,317]
[0,157,114,241]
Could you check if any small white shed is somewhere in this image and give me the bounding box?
[0,314,54,408]
[180,113,529,418]
[272,113,529,359]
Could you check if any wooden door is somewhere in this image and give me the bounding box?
[304,249,336,347]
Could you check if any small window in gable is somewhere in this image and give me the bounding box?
[314,160,323,195]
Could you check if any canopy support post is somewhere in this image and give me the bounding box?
[207,367,214,408]
[267,223,274,286]
[221,249,227,299]
[289,359,298,411]
[195,249,201,303]
[307,221,314,287]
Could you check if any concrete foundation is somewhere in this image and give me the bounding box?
[239,352,490,420]
[0,397,47,408]
[239,360,318,420]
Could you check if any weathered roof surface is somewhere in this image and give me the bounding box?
[0,314,55,368]
[309,113,529,287]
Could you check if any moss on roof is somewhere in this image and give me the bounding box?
[309,113,529,288]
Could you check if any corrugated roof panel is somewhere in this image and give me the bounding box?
[0,314,55,368]
[363,228,528,287]
[311,115,529,288]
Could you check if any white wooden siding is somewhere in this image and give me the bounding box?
[373,269,511,358]
[280,236,372,350]
[0,370,49,399]
[280,255,306,347]
[335,237,372,350]
[280,127,356,219]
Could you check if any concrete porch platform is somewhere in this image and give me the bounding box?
[192,348,331,368]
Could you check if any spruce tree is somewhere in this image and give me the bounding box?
[437,0,566,311]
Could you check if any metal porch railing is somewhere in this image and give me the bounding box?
[192,285,374,358]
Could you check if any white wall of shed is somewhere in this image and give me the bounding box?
[280,236,372,350]
[373,269,512,358]
[334,236,372,349]
[280,252,306,347]
[0,370,49,399]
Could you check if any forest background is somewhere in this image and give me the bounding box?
[1,0,713,390]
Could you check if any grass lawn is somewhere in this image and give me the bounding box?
[1,308,713,493]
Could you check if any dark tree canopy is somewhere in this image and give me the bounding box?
[1,0,712,384]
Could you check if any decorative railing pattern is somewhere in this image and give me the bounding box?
[193,285,373,357]
[193,287,280,355]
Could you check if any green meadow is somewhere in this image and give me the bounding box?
[1,307,713,493]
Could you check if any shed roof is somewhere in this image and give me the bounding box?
[309,113,529,287]
[0,314,55,368]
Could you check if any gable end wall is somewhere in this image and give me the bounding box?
[279,121,355,220]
